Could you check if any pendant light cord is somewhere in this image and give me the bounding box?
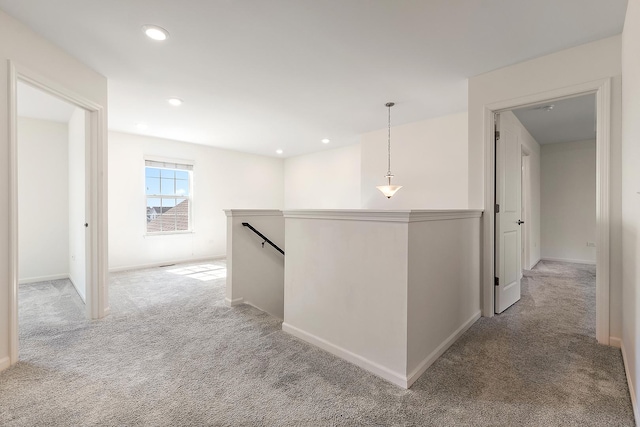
[387,103,392,176]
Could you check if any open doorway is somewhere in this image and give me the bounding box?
[495,93,599,338]
[16,81,90,343]
[514,94,597,266]
[8,60,109,366]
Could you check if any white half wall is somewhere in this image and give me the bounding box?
[361,112,468,209]
[283,209,482,388]
[541,140,596,264]
[108,132,284,271]
[621,0,640,422]
[17,117,69,283]
[469,35,623,337]
[284,144,361,209]
[68,108,86,301]
[0,9,108,369]
[406,214,481,381]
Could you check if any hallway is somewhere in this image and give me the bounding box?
[0,261,633,426]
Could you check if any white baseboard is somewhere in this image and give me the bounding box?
[0,356,10,372]
[610,336,622,348]
[540,257,596,265]
[108,255,225,273]
[282,322,408,388]
[406,310,481,388]
[18,273,68,285]
[529,258,541,270]
[225,297,244,307]
[621,341,639,425]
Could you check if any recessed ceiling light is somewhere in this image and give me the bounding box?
[276,149,283,155]
[167,98,183,106]
[321,138,330,144]
[142,25,169,41]
[136,122,148,131]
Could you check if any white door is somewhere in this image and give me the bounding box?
[495,113,522,314]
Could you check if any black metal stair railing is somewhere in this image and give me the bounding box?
[242,222,285,255]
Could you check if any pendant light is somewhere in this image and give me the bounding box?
[376,102,402,198]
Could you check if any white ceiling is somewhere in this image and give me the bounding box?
[18,81,76,123]
[0,0,628,157]
[512,94,596,145]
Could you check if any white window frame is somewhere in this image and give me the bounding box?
[144,159,193,235]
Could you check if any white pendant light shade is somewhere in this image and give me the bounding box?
[376,185,403,199]
[376,174,402,198]
[378,102,402,198]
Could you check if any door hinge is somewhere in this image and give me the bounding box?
[495,130,500,140]
[495,277,499,286]
[495,204,500,213]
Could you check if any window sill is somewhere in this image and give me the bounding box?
[145,231,195,237]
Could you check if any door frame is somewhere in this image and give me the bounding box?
[482,78,611,345]
[8,60,109,365]
[521,148,531,272]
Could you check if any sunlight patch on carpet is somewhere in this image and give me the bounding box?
[165,263,226,281]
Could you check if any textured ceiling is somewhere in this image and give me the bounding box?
[0,0,628,157]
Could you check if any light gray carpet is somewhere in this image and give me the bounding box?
[0,260,633,426]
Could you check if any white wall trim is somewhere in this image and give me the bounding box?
[0,356,10,372]
[282,322,409,388]
[540,257,597,266]
[224,209,283,217]
[8,60,109,365]
[406,311,481,388]
[225,297,244,307]
[18,274,69,285]
[621,341,639,425]
[528,258,541,270]
[481,77,612,346]
[609,337,621,348]
[108,256,225,273]
[283,209,483,223]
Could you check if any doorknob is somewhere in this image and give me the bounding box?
[517,220,524,225]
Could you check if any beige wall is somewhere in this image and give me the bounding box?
[17,118,69,283]
[541,140,596,264]
[284,112,469,210]
[361,112,468,209]
[108,132,284,271]
[284,144,361,209]
[621,0,640,421]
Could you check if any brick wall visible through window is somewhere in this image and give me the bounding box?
[145,160,192,233]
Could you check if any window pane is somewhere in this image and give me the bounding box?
[176,199,189,231]
[145,167,160,178]
[176,179,189,196]
[158,214,170,232]
[145,177,160,195]
[160,169,175,179]
[175,170,189,181]
[161,197,177,208]
[145,165,191,233]
[160,178,175,195]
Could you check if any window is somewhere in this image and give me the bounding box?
[145,160,192,233]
